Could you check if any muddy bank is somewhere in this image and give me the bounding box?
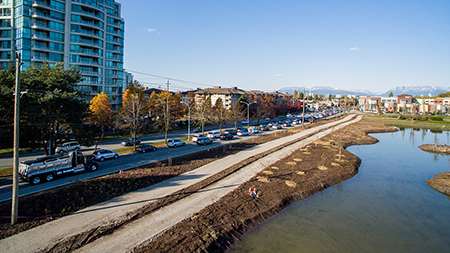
[419,144,450,155]
[0,117,343,240]
[136,119,397,253]
[428,173,450,197]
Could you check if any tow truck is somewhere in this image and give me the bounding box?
[19,151,99,185]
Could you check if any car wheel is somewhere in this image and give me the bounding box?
[45,174,54,182]
[90,164,98,171]
[100,157,105,162]
[114,154,119,159]
[31,176,41,185]
[142,149,146,153]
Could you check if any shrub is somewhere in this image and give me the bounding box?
[430,116,444,121]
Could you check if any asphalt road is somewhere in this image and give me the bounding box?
[0,113,341,203]
[0,125,288,202]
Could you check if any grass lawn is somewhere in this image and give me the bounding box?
[366,115,450,131]
[0,167,12,177]
[0,148,35,157]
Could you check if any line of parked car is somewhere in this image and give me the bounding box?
[20,108,341,184]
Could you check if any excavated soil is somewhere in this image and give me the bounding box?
[0,117,343,240]
[428,172,450,197]
[419,144,450,155]
[135,119,398,253]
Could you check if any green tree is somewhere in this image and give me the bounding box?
[20,64,86,154]
[437,91,450,97]
[213,97,226,133]
[388,91,394,97]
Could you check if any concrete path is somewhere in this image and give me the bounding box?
[76,115,362,253]
[0,115,357,253]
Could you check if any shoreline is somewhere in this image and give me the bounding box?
[135,118,398,253]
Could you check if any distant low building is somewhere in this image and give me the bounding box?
[416,97,450,114]
[396,94,416,113]
[358,96,381,113]
[381,97,397,113]
[192,86,247,109]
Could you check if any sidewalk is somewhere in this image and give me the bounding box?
[77,115,362,253]
[0,115,357,253]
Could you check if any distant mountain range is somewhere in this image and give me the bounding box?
[278,85,449,97]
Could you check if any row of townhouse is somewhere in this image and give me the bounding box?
[185,86,292,110]
[358,94,450,114]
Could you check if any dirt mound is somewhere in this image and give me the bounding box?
[419,144,450,155]
[428,172,450,197]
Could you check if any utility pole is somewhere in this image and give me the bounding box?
[11,52,21,225]
[164,80,170,144]
[182,100,191,142]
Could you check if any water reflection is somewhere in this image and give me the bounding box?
[229,130,450,253]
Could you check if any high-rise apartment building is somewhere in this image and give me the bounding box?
[0,0,125,108]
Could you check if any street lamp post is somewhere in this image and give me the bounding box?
[11,52,22,225]
[302,88,307,128]
[181,100,191,142]
[240,101,256,127]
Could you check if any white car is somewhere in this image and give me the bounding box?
[191,134,205,142]
[92,149,119,161]
[167,139,186,148]
[207,130,221,139]
[56,141,81,154]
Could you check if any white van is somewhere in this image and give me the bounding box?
[55,141,81,154]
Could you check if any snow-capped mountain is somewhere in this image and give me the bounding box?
[381,86,448,97]
[278,85,448,97]
[278,86,375,96]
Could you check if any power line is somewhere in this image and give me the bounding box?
[125,68,217,89]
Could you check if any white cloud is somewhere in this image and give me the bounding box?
[349,47,360,52]
[146,28,157,33]
[273,73,284,77]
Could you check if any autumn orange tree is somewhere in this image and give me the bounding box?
[148,91,185,143]
[89,92,113,149]
[122,83,147,146]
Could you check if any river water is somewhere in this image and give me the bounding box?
[229,129,450,253]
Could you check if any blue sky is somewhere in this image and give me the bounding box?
[118,0,450,92]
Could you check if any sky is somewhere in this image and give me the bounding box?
[118,0,450,93]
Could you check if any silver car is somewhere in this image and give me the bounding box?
[56,141,80,154]
[167,139,186,148]
[92,149,119,161]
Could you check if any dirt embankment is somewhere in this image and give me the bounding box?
[419,144,450,155]
[428,172,450,197]
[135,119,397,253]
[0,116,343,240]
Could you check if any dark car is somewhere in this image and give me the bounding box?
[196,136,213,145]
[220,132,234,140]
[121,138,141,146]
[225,129,238,135]
[135,144,156,153]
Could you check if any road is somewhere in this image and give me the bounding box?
[0,132,261,202]
[0,113,341,202]
[0,114,356,253]
[0,124,221,168]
